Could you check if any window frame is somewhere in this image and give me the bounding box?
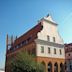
[54,48,56,54]
[53,37,55,42]
[41,46,44,53]
[60,49,62,55]
[47,35,50,42]
[48,47,50,54]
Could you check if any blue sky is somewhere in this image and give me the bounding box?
[0,0,72,69]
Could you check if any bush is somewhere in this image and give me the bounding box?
[10,51,45,72]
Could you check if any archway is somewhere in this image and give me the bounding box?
[41,61,46,72]
[65,62,67,71]
[54,63,58,72]
[48,62,52,72]
[60,63,64,72]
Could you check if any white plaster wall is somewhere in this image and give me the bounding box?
[36,43,65,59]
[37,20,64,44]
[36,16,65,58]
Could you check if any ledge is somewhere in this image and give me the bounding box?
[35,39,64,48]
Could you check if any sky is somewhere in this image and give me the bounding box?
[0,0,72,69]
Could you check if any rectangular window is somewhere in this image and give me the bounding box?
[54,48,56,54]
[53,37,55,42]
[41,46,44,53]
[48,47,50,54]
[60,49,62,55]
[70,65,72,70]
[22,40,26,45]
[47,35,50,42]
[27,36,32,42]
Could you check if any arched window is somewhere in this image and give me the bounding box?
[41,61,46,72]
[54,63,58,72]
[60,63,64,72]
[48,62,52,72]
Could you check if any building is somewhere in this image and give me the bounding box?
[5,15,65,72]
[0,69,5,72]
[0,70,5,72]
[65,43,72,72]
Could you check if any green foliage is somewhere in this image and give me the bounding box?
[10,51,45,72]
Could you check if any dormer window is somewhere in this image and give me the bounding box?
[27,36,31,42]
[22,40,26,45]
[53,37,55,42]
[47,35,50,42]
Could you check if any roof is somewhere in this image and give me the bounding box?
[7,15,58,52]
[12,22,43,47]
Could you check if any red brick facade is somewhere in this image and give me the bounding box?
[5,22,43,72]
[65,43,72,72]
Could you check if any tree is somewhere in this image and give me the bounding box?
[10,51,45,72]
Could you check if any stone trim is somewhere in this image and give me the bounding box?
[43,18,58,26]
[35,39,64,48]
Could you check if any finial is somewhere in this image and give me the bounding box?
[11,35,13,44]
[6,34,8,45]
[16,36,17,40]
[6,33,8,52]
[46,13,50,17]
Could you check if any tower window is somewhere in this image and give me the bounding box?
[41,46,44,53]
[47,35,50,42]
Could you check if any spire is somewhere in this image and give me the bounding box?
[6,34,8,52]
[16,36,17,40]
[46,13,49,17]
[11,35,13,46]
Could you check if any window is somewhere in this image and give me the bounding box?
[41,46,44,53]
[22,40,26,45]
[70,65,72,70]
[60,49,62,55]
[47,35,50,42]
[53,37,55,42]
[15,45,18,49]
[68,53,70,56]
[8,45,11,50]
[18,44,21,48]
[27,35,32,42]
[54,48,56,54]
[48,47,50,53]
